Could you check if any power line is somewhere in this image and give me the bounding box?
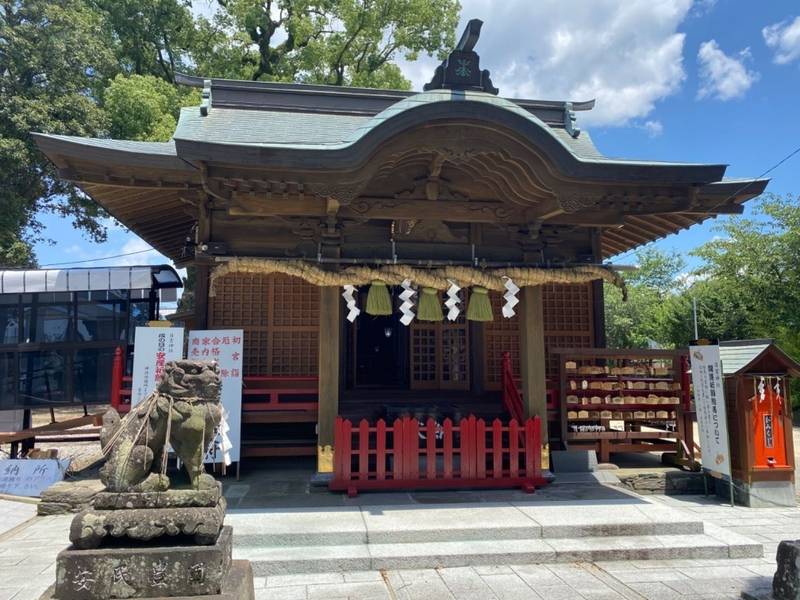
[39,248,157,267]
[609,142,800,265]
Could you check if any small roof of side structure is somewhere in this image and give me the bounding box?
[0,265,182,294]
[31,19,769,262]
[719,339,800,377]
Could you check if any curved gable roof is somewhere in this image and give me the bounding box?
[173,89,727,184]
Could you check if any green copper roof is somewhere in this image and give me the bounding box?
[173,89,610,160]
[172,88,721,171]
[719,340,772,375]
[37,135,179,156]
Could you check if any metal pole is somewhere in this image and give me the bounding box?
[730,480,735,507]
[692,296,699,340]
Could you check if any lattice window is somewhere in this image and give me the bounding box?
[209,273,319,376]
[543,284,592,333]
[483,284,595,389]
[411,327,438,387]
[409,291,469,390]
[485,291,520,389]
[442,328,468,386]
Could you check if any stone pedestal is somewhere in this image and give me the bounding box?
[41,558,254,600]
[39,361,254,599]
[40,485,254,599]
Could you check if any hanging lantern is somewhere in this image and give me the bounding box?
[466,286,493,321]
[365,280,392,316]
[417,287,443,321]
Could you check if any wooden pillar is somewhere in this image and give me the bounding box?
[194,264,210,329]
[591,228,606,348]
[519,286,548,445]
[317,286,341,473]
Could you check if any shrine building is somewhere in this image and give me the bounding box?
[33,20,767,476]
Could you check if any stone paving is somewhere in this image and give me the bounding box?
[0,493,796,600]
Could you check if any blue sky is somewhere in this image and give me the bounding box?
[33,0,800,280]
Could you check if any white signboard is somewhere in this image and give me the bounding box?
[689,343,732,478]
[0,458,71,497]
[188,330,243,464]
[131,327,184,405]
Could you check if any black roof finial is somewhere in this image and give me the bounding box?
[424,18,499,95]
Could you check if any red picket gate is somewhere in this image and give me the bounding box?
[330,415,546,497]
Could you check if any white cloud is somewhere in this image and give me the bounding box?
[763,16,800,65]
[690,0,717,17]
[112,237,163,267]
[642,120,664,137]
[696,40,759,101]
[398,0,695,127]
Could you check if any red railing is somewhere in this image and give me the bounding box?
[109,348,318,415]
[501,352,560,419]
[242,376,318,412]
[110,347,132,413]
[330,415,546,497]
[501,352,525,422]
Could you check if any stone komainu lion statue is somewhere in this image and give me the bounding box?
[99,360,223,492]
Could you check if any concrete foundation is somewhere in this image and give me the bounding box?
[550,450,598,473]
[728,479,796,508]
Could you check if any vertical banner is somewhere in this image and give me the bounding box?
[689,341,732,478]
[187,330,243,464]
[131,327,184,405]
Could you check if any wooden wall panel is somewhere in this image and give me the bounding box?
[209,273,319,376]
[483,283,595,389]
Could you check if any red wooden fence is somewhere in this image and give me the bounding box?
[330,415,546,497]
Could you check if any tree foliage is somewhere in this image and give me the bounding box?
[0,0,116,266]
[604,248,686,349]
[104,74,199,141]
[217,0,459,88]
[605,194,800,363]
[0,0,462,266]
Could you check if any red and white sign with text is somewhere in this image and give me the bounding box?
[188,330,243,464]
[131,327,184,405]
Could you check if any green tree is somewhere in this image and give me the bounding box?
[216,0,461,88]
[2,0,462,266]
[604,248,686,349]
[104,74,199,141]
[658,277,757,348]
[691,194,800,356]
[0,0,116,266]
[90,0,198,82]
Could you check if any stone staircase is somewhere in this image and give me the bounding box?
[227,501,763,576]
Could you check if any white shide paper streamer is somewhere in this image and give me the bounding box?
[502,276,520,318]
[445,279,461,321]
[342,285,360,322]
[399,279,416,326]
[206,408,233,467]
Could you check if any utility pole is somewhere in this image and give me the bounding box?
[692,296,699,340]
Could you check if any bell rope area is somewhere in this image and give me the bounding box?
[0,9,799,600]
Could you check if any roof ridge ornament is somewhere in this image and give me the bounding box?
[564,102,581,138]
[423,19,499,95]
[200,79,212,116]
